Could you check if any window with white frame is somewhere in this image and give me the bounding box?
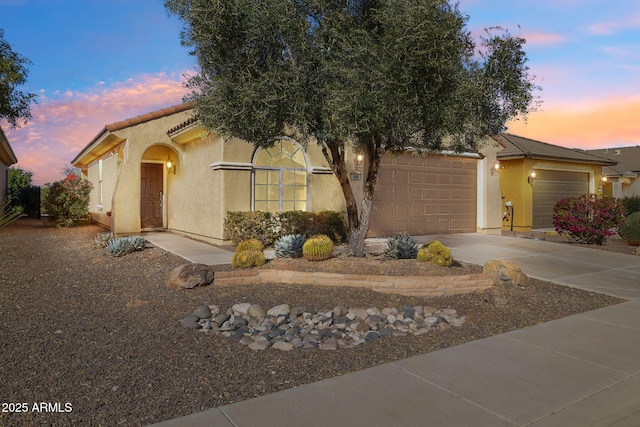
[253,139,308,212]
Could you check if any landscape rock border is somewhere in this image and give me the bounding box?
[182,303,465,351]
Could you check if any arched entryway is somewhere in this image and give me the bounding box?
[140,145,179,229]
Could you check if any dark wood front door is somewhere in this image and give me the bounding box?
[141,163,163,228]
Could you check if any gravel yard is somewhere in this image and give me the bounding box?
[0,220,625,426]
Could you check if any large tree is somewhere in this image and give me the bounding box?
[166,0,540,256]
[0,28,37,129]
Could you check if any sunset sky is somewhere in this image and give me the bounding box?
[2,0,639,185]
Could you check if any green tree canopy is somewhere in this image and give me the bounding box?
[0,28,37,129]
[166,0,540,256]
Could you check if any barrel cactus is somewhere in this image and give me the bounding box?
[275,234,305,258]
[232,250,266,269]
[235,238,264,252]
[302,234,334,261]
[384,235,418,259]
[417,240,452,267]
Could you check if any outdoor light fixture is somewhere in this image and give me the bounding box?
[491,159,502,176]
[353,153,364,173]
[528,170,536,185]
[599,176,608,192]
[166,155,176,174]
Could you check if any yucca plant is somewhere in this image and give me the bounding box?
[232,250,266,268]
[302,234,334,261]
[275,234,305,258]
[235,238,264,252]
[106,235,146,257]
[384,235,418,259]
[0,198,22,229]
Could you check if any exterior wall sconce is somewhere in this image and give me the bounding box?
[491,159,502,176]
[598,176,607,192]
[528,170,536,185]
[353,153,364,173]
[166,155,176,174]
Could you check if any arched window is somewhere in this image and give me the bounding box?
[253,139,308,212]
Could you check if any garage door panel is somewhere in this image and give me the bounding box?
[532,170,589,229]
[368,154,477,237]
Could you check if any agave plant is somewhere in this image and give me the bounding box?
[106,235,146,257]
[95,231,115,248]
[384,235,418,259]
[275,234,305,258]
[0,197,22,229]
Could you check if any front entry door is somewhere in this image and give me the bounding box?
[141,163,163,228]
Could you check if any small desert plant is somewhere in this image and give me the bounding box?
[618,211,640,246]
[552,194,624,245]
[275,234,305,258]
[384,234,418,259]
[106,235,146,257]
[232,250,266,268]
[0,197,22,229]
[95,231,115,248]
[302,234,334,261]
[417,240,453,267]
[235,238,264,252]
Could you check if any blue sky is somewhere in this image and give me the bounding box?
[2,0,639,185]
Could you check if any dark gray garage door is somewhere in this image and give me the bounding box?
[368,154,477,237]
[532,170,589,229]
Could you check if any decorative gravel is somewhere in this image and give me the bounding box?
[0,220,625,426]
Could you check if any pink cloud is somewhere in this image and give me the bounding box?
[507,94,640,149]
[521,31,569,46]
[3,72,191,185]
[589,11,640,35]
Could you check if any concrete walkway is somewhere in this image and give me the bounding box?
[143,231,234,265]
[147,233,640,427]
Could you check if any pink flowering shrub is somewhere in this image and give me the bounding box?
[44,174,93,227]
[552,194,624,245]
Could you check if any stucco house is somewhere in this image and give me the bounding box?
[1,126,18,205]
[72,103,507,243]
[585,146,640,199]
[493,133,616,231]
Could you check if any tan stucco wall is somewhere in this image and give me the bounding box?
[82,110,349,244]
[477,139,504,234]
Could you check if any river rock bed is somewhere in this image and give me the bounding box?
[181,303,465,350]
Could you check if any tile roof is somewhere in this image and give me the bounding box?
[105,103,192,132]
[585,146,640,176]
[495,133,617,165]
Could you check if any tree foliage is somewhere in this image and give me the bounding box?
[0,29,37,129]
[166,0,540,255]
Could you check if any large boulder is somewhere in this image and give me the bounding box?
[166,263,214,291]
[483,260,528,305]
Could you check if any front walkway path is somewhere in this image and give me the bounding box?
[143,231,233,265]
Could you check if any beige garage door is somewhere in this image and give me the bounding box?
[532,170,589,229]
[368,154,477,237]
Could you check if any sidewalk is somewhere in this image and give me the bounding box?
[147,233,640,427]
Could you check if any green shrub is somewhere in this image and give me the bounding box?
[621,195,640,216]
[302,234,334,261]
[618,211,640,245]
[235,238,264,252]
[417,240,452,267]
[384,235,418,259]
[552,194,624,245]
[223,210,348,246]
[275,234,305,258]
[43,175,93,227]
[232,250,266,268]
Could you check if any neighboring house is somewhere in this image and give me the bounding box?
[72,103,500,243]
[585,146,640,198]
[0,126,18,205]
[493,133,616,231]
